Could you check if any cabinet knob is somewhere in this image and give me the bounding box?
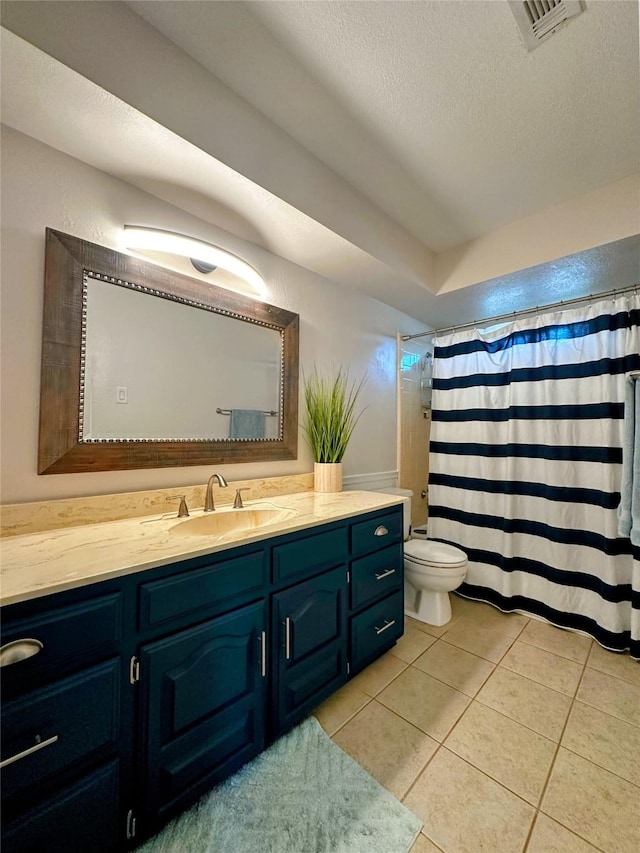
[373,525,389,537]
[0,638,43,667]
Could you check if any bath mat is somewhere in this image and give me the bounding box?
[136,715,423,853]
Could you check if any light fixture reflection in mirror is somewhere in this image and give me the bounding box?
[123,226,267,299]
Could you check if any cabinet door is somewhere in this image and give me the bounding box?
[140,600,267,824]
[273,565,347,736]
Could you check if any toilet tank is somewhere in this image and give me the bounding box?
[371,487,412,539]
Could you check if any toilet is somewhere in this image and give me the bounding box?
[376,488,468,627]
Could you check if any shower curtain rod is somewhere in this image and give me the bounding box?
[401,281,639,342]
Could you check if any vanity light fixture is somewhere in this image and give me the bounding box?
[123,226,266,296]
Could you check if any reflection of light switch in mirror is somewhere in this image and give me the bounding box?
[116,386,128,404]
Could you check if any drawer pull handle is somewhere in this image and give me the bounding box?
[0,638,43,668]
[374,525,389,537]
[284,617,292,660]
[0,734,59,769]
[374,568,396,581]
[374,619,396,636]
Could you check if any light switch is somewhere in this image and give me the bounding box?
[116,386,128,404]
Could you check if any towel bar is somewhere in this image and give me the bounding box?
[216,407,278,416]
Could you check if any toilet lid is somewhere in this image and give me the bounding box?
[405,539,468,567]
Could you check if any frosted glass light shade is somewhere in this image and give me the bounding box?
[123,226,266,296]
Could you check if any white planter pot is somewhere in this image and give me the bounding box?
[314,462,343,493]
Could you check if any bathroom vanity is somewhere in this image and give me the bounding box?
[0,493,404,851]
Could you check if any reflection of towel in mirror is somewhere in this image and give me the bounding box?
[229,409,266,440]
[618,375,640,545]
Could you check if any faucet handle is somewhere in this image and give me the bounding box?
[167,495,190,518]
[233,488,250,509]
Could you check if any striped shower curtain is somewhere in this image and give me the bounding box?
[428,293,640,658]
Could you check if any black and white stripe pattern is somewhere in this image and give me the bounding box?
[428,295,640,658]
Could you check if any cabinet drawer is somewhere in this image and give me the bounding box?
[1,659,120,801]
[272,526,348,585]
[350,591,403,672]
[139,549,266,631]
[351,510,403,558]
[0,592,123,689]
[350,543,403,611]
[1,759,120,853]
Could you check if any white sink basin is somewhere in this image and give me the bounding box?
[170,508,294,539]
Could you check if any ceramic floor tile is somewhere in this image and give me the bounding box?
[576,667,640,727]
[410,833,444,853]
[500,640,583,696]
[332,700,438,799]
[441,620,517,663]
[377,666,471,742]
[312,680,370,736]
[444,702,556,805]
[455,602,529,639]
[561,701,640,787]
[542,748,640,853]
[412,640,495,697]
[403,748,535,853]
[476,666,572,742]
[390,625,438,663]
[519,619,592,664]
[449,593,480,619]
[349,650,408,697]
[405,614,453,639]
[587,643,640,687]
[527,814,602,853]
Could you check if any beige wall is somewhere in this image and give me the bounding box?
[435,175,640,294]
[398,337,432,529]
[0,127,425,504]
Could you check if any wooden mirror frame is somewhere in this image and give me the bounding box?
[38,229,299,474]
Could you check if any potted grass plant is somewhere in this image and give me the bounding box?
[302,366,367,493]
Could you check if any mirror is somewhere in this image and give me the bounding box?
[38,229,299,474]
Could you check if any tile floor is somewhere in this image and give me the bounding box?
[313,594,640,853]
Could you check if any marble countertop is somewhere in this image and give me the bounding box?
[0,490,404,606]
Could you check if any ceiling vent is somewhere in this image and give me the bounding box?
[509,1,585,51]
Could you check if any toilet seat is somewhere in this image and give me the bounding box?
[404,539,468,569]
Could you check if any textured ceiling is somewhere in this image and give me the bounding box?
[1,0,639,328]
[128,0,640,251]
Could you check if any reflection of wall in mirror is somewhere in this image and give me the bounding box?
[83,277,281,440]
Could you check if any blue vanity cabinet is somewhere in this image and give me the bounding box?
[0,581,131,853]
[0,502,405,851]
[133,544,269,837]
[348,508,405,673]
[272,565,348,736]
[269,522,350,736]
[139,600,268,824]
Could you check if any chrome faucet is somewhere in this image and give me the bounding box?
[204,473,229,512]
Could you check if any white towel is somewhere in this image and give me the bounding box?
[617,375,640,546]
